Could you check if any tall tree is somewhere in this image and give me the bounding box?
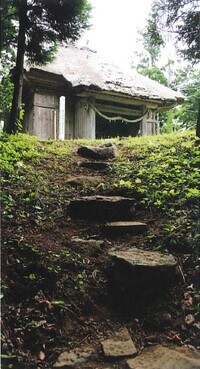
[133,11,168,85]
[1,0,91,134]
[151,0,200,136]
[152,0,200,61]
[141,10,165,68]
[172,67,200,131]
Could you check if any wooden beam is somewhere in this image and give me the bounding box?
[95,103,141,117]
[76,91,159,109]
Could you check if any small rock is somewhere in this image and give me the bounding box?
[66,176,103,187]
[161,313,172,324]
[145,335,158,344]
[71,237,104,247]
[53,347,94,368]
[192,322,200,332]
[185,314,195,325]
[101,327,137,358]
[126,345,200,369]
[105,221,147,235]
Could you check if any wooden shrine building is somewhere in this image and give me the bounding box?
[22,45,184,140]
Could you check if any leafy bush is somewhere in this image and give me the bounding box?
[112,131,199,250]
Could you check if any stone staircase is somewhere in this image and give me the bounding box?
[53,144,199,369]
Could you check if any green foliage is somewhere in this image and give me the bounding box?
[134,4,200,133]
[137,64,168,86]
[112,131,199,249]
[133,8,166,83]
[0,64,14,126]
[1,0,91,64]
[172,67,200,131]
[1,131,199,251]
[141,10,165,66]
[1,0,18,61]
[159,66,200,133]
[152,0,200,62]
[0,134,41,179]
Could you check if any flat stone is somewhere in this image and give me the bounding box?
[68,196,135,221]
[126,345,200,369]
[71,237,104,247]
[77,144,118,160]
[66,176,103,187]
[53,347,94,368]
[109,248,176,269]
[79,162,110,171]
[105,221,147,235]
[101,327,137,358]
[108,249,177,302]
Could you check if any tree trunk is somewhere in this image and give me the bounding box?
[6,0,27,134]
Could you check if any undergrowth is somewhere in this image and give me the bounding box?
[110,131,199,251]
[1,131,199,250]
[1,131,199,367]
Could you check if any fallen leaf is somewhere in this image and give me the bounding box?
[38,351,45,361]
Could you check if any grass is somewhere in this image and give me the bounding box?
[1,131,199,246]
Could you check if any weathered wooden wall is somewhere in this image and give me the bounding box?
[74,97,95,139]
[146,111,156,135]
[65,96,74,139]
[140,109,156,136]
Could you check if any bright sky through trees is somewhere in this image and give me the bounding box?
[79,0,152,68]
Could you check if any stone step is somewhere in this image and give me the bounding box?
[126,345,200,369]
[79,161,110,171]
[53,340,200,368]
[77,143,118,160]
[105,221,147,235]
[68,195,135,221]
[108,248,177,300]
[66,175,103,187]
[109,248,177,269]
[101,327,137,358]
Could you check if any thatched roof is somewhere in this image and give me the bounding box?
[26,45,184,107]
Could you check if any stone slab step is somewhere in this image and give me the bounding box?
[109,248,177,270]
[101,327,137,358]
[126,345,200,369]
[66,175,103,187]
[79,161,110,171]
[108,248,177,299]
[77,143,118,160]
[105,221,147,235]
[68,196,135,221]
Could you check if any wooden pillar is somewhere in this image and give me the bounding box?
[140,106,147,136]
[152,111,156,135]
[58,96,65,140]
[74,97,95,139]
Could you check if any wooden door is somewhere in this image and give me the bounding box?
[34,107,57,139]
[33,92,59,139]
